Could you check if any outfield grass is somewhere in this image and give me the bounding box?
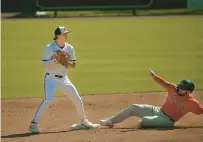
[2,16,203,99]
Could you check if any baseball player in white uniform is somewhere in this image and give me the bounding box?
[29,26,100,133]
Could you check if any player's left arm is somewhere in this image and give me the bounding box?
[148,69,175,91]
[66,45,76,68]
[190,100,203,115]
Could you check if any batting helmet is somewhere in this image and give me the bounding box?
[177,80,195,93]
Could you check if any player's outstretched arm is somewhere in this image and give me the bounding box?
[148,69,172,90]
[148,69,156,78]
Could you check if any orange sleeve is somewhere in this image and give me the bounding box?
[153,75,175,90]
[190,100,203,115]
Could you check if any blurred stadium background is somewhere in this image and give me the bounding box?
[1,0,203,18]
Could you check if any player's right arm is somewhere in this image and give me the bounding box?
[190,99,203,115]
[42,46,63,69]
[148,69,175,90]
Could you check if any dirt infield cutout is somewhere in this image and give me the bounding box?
[2,91,203,142]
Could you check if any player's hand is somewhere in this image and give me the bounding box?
[149,69,156,77]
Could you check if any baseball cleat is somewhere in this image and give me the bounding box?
[81,119,100,129]
[100,118,114,128]
[29,122,40,133]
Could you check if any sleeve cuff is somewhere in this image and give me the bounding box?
[42,59,56,64]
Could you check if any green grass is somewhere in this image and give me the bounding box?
[2,16,203,99]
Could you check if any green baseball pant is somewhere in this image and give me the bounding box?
[110,104,175,128]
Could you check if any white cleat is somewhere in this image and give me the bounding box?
[81,119,100,129]
[100,118,114,128]
[29,122,40,133]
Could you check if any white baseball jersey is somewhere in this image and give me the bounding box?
[32,41,87,124]
[42,41,76,76]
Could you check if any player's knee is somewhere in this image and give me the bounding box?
[131,104,139,108]
[127,104,138,115]
[78,96,83,104]
[73,95,83,104]
[130,104,141,111]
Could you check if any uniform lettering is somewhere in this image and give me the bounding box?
[169,97,176,104]
[169,97,184,111]
[177,103,184,110]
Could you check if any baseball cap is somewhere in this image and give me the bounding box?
[53,26,71,40]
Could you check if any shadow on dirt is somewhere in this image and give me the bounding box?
[1,130,73,138]
[120,126,203,132]
[1,127,134,138]
[2,126,203,138]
